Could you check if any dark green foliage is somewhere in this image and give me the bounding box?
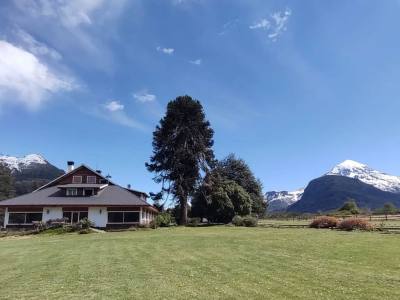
[146,95,215,225]
[242,216,258,227]
[192,175,252,223]
[0,164,15,200]
[288,175,400,213]
[213,154,266,216]
[155,212,173,227]
[192,154,265,221]
[232,215,244,226]
[338,199,360,215]
[79,218,94,229]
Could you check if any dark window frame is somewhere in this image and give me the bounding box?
[107,211,140,224]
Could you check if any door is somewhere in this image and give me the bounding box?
[72,212,79,223]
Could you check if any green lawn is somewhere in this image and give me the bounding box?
[0,227,399,299]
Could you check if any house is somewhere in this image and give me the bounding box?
[0,161,158,229]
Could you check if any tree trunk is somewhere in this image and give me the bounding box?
[180,197,188,225]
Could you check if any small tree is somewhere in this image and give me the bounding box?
[338,199,359,215]
[382,202,397,221]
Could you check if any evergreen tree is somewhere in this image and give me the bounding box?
[0,164,15,200]
[212,154,266,216]
[146,95,215,225]
[192,171,252,223]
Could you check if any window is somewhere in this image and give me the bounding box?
[72,176,82,183]
[124,212,139,223]
[84,189,94,196]
[63,211,72,222]
[66,188,78,196]
[8,213,26,224]
[99,179,108,184]
[108,212,123,223]
[108,211,139,223]
[87,176,96,184]
[63,211,88,223]
[8,212,43,224]
[26,213,42,223]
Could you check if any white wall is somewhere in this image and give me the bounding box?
[88,207,107,228]
[4,208,9,227]
[42,207,63,222]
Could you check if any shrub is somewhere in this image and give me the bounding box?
[338,200,360,215]
[155,212,172,227]
[79,218,94,229]
[242,216,258,227]
[149,220,158,229]
[310,216,338,229]
[338,218,374,231]
[45,218,67,228]
[187,217,201,227]
[232,215,244,226]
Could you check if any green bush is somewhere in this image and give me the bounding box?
[79,218,94,229]
[310,216,338,229]
[232,215,244,226]
[149,220,158,229]
[338,218,373,231]
[155,212,172,227]
[242,216,258,227]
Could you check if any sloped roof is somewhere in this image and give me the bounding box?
[36,164,117,191]
[0,185,156,211]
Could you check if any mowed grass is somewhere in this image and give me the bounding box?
[0,227,400,299]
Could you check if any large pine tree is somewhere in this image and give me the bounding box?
[146,95,215,225]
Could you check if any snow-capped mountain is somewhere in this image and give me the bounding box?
[265,189,304,211]
[0,154,64,196]
[266,159,400,212]
[326,160,400,193]
[0,154,47,172]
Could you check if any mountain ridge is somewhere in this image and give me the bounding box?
[0,154,64,196]
[266,160,400,212]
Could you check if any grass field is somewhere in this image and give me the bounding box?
[0,227,400,300]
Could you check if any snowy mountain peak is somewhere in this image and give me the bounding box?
[267,159,400,212]
[0,154,48,171]
[266,189,304,211]
[327,160,400,193]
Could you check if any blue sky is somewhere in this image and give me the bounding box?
[1,0,400,198]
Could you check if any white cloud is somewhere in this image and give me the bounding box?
[133,90,157,103]
[249,9,291,41]
[269,9,291,41]
[156,46,174,55]
[98,101,147,130]
[249,19,270,30]
[189,59,202,65]
[15,29,62,60]
[0,40,75,110]
[17,0,105,28]
[104,100,124,112]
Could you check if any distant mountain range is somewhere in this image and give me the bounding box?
[266,160,400,212]
[0,154,64,196]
